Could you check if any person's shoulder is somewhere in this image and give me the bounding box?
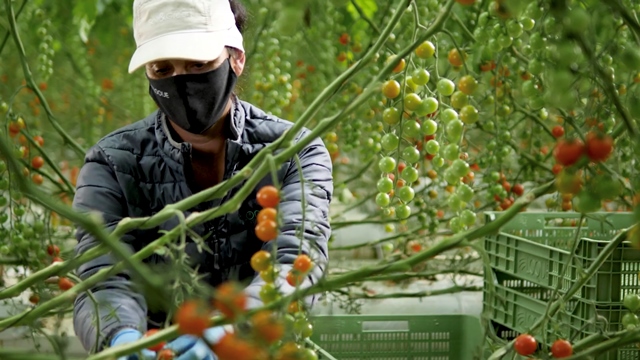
[83,111,158,164]
[92,111,158,153]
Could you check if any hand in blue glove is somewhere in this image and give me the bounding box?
[111,328,156,360]
[163,326,228,360]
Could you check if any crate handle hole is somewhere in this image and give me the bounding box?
[361,320,409,332]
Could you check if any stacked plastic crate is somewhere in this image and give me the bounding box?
[482,211,640,359]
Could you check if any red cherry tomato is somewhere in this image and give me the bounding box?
[514,334,537,356]
[551,339,573,358]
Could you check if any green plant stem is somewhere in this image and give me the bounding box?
[334,157,375,188]
[349,0,381,34]
[512,103,554,139]
[574,34,639,138]
[333,285,482,300]
[0,0,27,56]
[5,0,86,157]
[332,269,483,282]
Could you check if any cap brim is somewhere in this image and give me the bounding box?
[128,30,242,73]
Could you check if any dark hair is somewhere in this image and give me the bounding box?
[230,0,248,35]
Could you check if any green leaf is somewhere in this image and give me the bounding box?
[346,0,378,21]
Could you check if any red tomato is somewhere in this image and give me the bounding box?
[553,139,585,166]
[58,277,74,291]
[143,329,166,352]
[514,334,537,356]
[585,132,613,162]
[551,125,565,138]
[551,339,573,358]
[47,244,60,256]
[512,184,524,196]
[174,299,210,336]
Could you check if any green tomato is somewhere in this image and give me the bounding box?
[528,59,543,75]
[622,312,640,330]
[482,120,495,132]
[446,119,464,143]
[457,183,474,202]
[378,156,397,173]
[397,186,415,202]
[381,242,394,253]
[425,140,440,155]
[402,120,421,139]
[443,144,459,161]
[449,216,464,232]
[460,209,476,226]
[529,33,546,51]
[0,161,6,172]
[440,108,458,123]
[383,107,401,125]
[376,192,391,207]
[377,177,394,193]
[521,80,537,97]
[450,159,470,178]
[381,133,400,151]
[447,193,465,211]
[450,91,468,109]
[422,119,438,135]
[404,93,422,112]
[418,97,439,116]
[0,197,7,207]
[507,21,524,38]
[437,79,455,96]
[412,68,430,86]
[459,105,479,124]
[0,213,7,224]
[432,156,445,168]
[401,166,419,183]
[498,130,512,142]
[0,179,8,191]
[13,206,25,217]
[572,191,601,214]
[624,294,640,313]
[521,17,535,31]
[443,168,460,185]
[402,146,420,164]
[396,204,412,219]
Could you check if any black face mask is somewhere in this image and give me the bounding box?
[147,58,237,134]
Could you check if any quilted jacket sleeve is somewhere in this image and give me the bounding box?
[72,145,148,353]
[243,133,333,309]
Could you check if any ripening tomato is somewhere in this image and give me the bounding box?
[251,310,284,344]
[457,75,478,95]
[585,132,613,162]
[382,80,401,99]
[553,139,584,166]
[286,271,305,287]
[338,33,350,45]
[256,185,280,208]
[447,48,466,67]
[33,135,45,147]
[58,277,74,291]
[251,250,271,272]
[514,334,537,356]
[408,240,422,252]
[143,329,166,352]
[213,282,247,320]
[293,254,313,273]
[32,174,44,185]
[257,208,277,223]
[157,349,175,360]
[174,299,210,336]
[551,125,565,138]
[29,294,40,304]
[255,220,278,242]
[551,339,573,358]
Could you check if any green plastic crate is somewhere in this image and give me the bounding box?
[483,270,637,360]
[484,211,640,303]
[309,314,484,360]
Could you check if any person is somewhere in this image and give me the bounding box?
[71,0,333,359]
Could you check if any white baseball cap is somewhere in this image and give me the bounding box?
[128,0,244,73]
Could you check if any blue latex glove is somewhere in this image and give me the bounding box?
[111,328,156,360]
[164,326,227,360]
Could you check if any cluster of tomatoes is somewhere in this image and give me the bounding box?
[513,334,573,359]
